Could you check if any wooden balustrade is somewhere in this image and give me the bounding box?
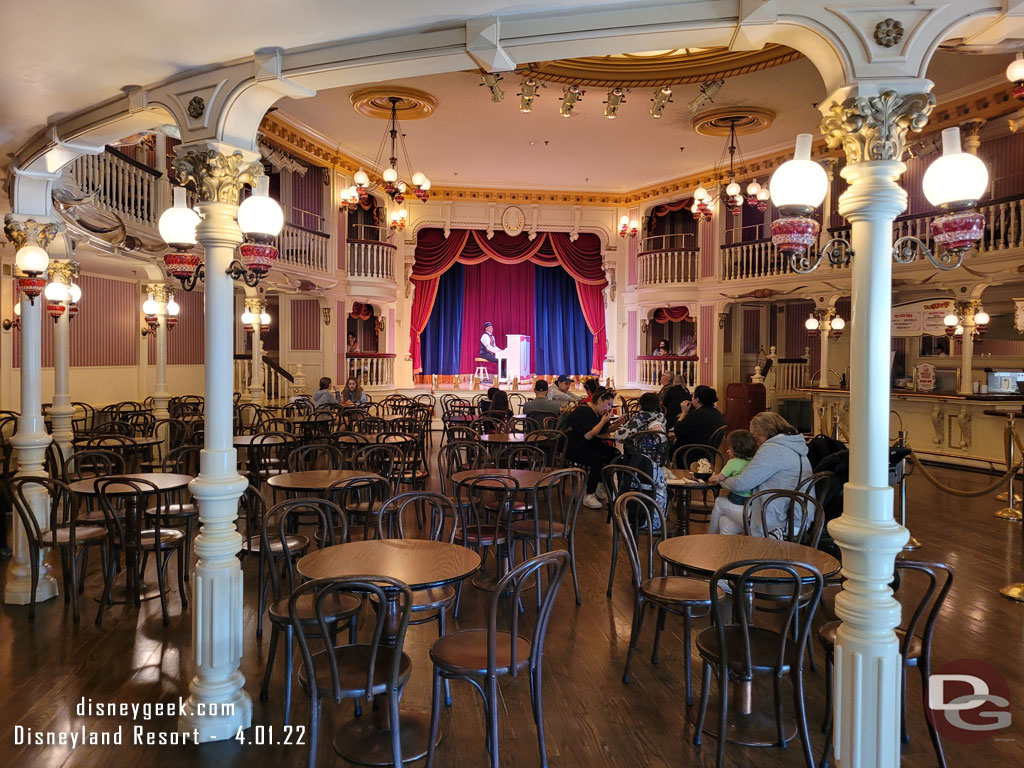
[275,222,329,273]
[636,355,698,389]
[345,353,395,390]
[233,355,295,401]
[347,239,397,281]
[637,248,700,286]
[67,148,160,228]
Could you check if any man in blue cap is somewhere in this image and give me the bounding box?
[479,322,500,363]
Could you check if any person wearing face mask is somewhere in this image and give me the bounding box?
[565,387,621,508]
[708,411,811,537]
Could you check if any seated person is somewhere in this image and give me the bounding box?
[658,372,691,430]
[524,379,562,419]
[549,375,580,404]
[565,387,621,509]
[479,322,500,363]
[487,390,513,420]
[710,430,757,505]
[339,376,368,405]
[612,392,668,511]
[580,378,600,404]
[709,412,811,537]
[312,377,341,407]
[673,385,725,460]
[678,339,697,356]
[653,339,670,356]
[479,386,500,413]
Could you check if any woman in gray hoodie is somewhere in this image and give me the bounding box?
[710,412,811,536]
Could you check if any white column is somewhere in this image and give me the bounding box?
[958,303,975,395]
[4,290,56,603]
[830,159,910,768]
[50,292,74,459]
[819,311,832,389]
[152,286,170,421]
[248,303,265,405]
[175,147,256,741]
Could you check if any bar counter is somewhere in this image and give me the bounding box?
[795,387,1024,469]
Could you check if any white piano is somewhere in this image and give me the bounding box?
[496,334,531,383]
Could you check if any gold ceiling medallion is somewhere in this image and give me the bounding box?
[516,46,800,88]
[350,87,439,120]
[691,107,775,137]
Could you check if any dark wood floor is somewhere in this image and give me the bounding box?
[1,452,1022,768]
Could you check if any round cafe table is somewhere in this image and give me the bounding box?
[266,469,382,494]
[451,468,547,487]
[658,533,840,747]
[297,539,481,765]
[71,435,162,471]
[69,472,193,604]
[665,467,720,536]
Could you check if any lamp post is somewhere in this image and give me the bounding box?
[158,146,283,741]
[243,297,268,405]
[45,260,80,459]
[2,215,62,605]
[146,284,174,421]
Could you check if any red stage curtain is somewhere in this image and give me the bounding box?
[409,278,439,374]
[459,260,535,374]
[653,306,691,323]
[411,228,608,373]
[350,302,373,320]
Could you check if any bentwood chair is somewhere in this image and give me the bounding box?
[510,468,585,605]
[259,498,359,726]
[437,441,490,499]
[818,559,954,768]
[496,443,546,472]
[293,576,413,768]
[623,429,670,467]
[286,443,345,473]
[96,477,189,625]
[693,559,823,768]
[147,445,201,580]
[325,475,391,542]
[525,429,568,469]
[613,492,716,704]
[425,550,570,768]
[11,476,111,624]
[602,463,658,597]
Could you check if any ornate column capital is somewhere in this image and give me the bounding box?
[244,296,267,314]
[145,283,173,304]
[172,143,263,206]
[47,259,79,285]
[821,90,936,163]
[959,118,986,156]
[4,216,63,250]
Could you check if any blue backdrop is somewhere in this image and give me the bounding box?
[420,260,592,376]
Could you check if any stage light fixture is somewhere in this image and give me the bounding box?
[560,85,583,118]
[518,78,540,113]
[481,73,504,103]
[650,86,672,118]
[604,87,626,119]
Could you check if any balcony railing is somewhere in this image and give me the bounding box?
[637,247,700,286]
[67,147,161,229]
[275,222,329,273]
[345,353,395,390]
[234,354,296,401]
[721,194,1024,281]
[637,355,698,389]
[348,239,397,281]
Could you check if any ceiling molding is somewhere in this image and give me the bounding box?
[259,81,1020,208]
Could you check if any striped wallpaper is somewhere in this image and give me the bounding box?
[289,169,324,231]
[699,305,714,384]
[785,301,821,374]
[146,289,205,365]
[626,310,637,384]
[741,308,761,355]
[290,299,321,351]
[336,300,346,382]
[699,218,715,278]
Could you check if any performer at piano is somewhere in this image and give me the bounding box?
[479,322,501,363]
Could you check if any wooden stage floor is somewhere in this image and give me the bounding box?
[1,457,1022,767]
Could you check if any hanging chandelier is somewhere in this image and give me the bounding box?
[345,96,431,214]
[691,116,770,222]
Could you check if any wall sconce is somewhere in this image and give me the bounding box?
[640,320,649,334]
[718,312,728,330]
[322,306,332,326]
[376,317,386,334]
[3,303,20,331]
[141,316,159,337]
[618,215,639,238]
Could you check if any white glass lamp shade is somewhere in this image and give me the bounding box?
[347,185,359,200]
[68,283,82,303]
[142,295,159,315]
[922,127,989,208]
[13,302,20,317]
[694,186,709,202]
[746,181,761,196]
[237,176,284,238]
[726,180,741,197]
[15,244,49,275]
[955,324,964,336]
[756,187,770,201]
[619,215,630,227]
[382,167,398,183]
[629,219,639,230]
[259,311,271,326]
[830,315,845,331]
[166,297,180,316]
[943,312,959,327]
[1008,54,1024,83]
[411,172,426,187]
[690,201,700,214]
[974,310,990,325]
[158,186,200,247]
[805,315,820,331]
[769,134,828,214]
[353,169,370,187]
[240,309,254,326]
[420,177,431,191]
[397,180,407,193]
[44,280,69,302]
[398,208,408,220]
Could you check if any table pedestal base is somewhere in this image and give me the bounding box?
[334,710,438,765]
[98,582,163,605]
[690,681,797,747]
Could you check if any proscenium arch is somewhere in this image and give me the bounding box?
[10,1,1022,216]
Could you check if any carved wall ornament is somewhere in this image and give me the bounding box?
[173,150,264,206]
[4,217,64,250]
[874,19,904,48]
[187,96,206,119]
[821,90,936,163]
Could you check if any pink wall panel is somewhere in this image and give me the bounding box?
[290,299,321,351]
[785,301,820,374]
[699,219,715,278]
[627,206,639,287]
[336,300,346,382]
[626,310,637,383]
[65,275,137,368]
[168,289,205,365]
[699,305,714,384]
[289,169,324,230]
[741,308,760,355]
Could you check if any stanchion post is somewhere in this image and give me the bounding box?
[995,413,1023,521]
[895,430,920,550]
